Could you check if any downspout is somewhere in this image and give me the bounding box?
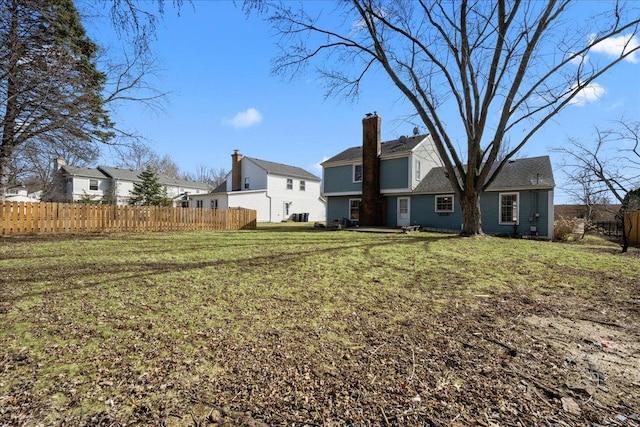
[266,192,272,223]
[265,171,272,222]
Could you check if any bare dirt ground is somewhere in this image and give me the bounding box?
[183,275,640,426]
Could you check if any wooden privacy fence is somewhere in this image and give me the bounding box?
[598,211,640,244]
[0,202,256,235]
[626,211,640,245]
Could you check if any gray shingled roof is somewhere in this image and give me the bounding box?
[60,165,109,179]
[98,166,210,190]
[322,134,427,165]
[211,180,227,193]
[414,156,555,193]
[245,157,320,181]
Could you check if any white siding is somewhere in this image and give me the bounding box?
[224,172,232,192]
[115,180,135,205]
[65,176,209,206]
[228,191,271,222]
[266,175,325,222]
[410,135,441,191]
[242,160,268,190]
[188,194,228,210]
[184,157,326,223]
[69,176,105,202]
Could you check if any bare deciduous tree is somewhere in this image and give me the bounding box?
[253,0,640,235]
[556,120,639,206]
[183,164,228,188]
[11,136,100,198]
[111,140,180,178]
[555,119,640,251]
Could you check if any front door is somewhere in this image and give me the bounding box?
[284,202,292,220]
[397,197,410,227]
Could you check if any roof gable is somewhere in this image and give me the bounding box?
[322,134,427,166]
[244,157,320,181]
[60,165,109,179]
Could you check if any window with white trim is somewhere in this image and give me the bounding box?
[299,180,306,191]
[89,179,98,191]
[287,178,293,190]
[435,194,454,212]
[196,200,204,208]
[500,193,519,224]
[353,164,363,183]
[349,199,361,221]
[210,199,218,209]
[244,177,250,190]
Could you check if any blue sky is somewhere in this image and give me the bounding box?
[90,1,639,204]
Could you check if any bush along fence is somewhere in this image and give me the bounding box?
[0,202,257,235]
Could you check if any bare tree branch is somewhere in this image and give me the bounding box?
[255,0,640,234]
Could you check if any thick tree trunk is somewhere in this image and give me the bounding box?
[621,213,629,253]
[0,147,12,200]
[0,0,20,201]
[460,190,483,236]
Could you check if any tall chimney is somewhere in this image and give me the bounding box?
[360,113,382,226]
[54,156,66,170]
[231,149,243,191]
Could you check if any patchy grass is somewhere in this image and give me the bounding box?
[1,230,639,425]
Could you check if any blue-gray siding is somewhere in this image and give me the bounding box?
[407,190,552,237]
[323,165,361,194]
[409,195,463,230]
[380,157,409,190]
[326,196,355,223]
[324,158,410,194]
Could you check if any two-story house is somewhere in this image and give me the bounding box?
[188,150,325,223]
[322,113,555,238]
[53,158,210,205]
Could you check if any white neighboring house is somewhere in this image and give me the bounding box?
[54,158,210,206]
[5,184,40,202]
[188,150,326,223]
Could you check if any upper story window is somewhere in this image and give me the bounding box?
[89,179,98,191]
[435,194,454,212]
[244,177,250,190]
[353,164,363,183]
[299,180,306,191]
[415,160,421,181]
[500,193,519,224]
[287,178,293,190]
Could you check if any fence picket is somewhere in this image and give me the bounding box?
[628,211,640,244]
[1,202,256,235]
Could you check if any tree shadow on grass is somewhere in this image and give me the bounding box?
[1,233,458,303]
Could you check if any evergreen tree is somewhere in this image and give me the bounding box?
[128,167,172,207]
[0,0,114,199]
